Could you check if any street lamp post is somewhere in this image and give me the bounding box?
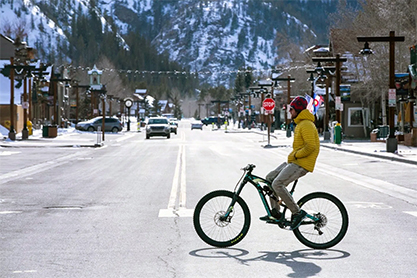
[211,100,229,127]
[50,76,71,126]
[198,103,204,119]
[238,92,251,129]
[31,65,49,124]
[72,83,90,124]
[9,57,16,140]
[271,75,295,137]
[357,31,405,153]
[99,85,107,142]
[107,95,114,117]
[312,55,347,124]
[258,80,274,142]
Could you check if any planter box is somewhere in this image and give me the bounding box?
[413,128,417,147]
[404,133,412,146]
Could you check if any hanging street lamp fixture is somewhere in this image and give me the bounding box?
[357,31,405,153]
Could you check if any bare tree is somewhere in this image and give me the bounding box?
[328,0,416,130]
[1,19,28,41]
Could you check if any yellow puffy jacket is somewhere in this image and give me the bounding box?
[288,109,320,172]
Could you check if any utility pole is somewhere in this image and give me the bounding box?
[271,75,295,137]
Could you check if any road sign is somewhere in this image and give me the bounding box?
[388,88,396,107]
[263,98,275,111]
[335,96,341,110]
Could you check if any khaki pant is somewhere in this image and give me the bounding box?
[266,162,308,214]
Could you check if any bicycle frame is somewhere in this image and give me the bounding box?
[223,166,319,228]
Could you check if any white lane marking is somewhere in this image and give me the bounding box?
[345,201,392,209]
[0,151,21,156]
[0,211,23,214]
[159,145,193,217]
[179,144,187,209]
[404,211,417,218]
[168,144,183,210]
[12,270,37,273]
[315,163,417,206]
[0,152,84,184]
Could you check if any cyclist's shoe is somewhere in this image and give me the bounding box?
[260,208,282,222]
[290,210,307,230]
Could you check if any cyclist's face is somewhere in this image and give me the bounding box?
[289,107,298,119]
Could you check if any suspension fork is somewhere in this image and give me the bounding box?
[222,175,249,219]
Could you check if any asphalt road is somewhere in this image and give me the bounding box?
[1,119,417,278]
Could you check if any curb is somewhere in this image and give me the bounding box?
[0,143,102,148]
[320,143,417,166]
[225,129,278,139]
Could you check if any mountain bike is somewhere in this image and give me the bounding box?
[193,164,349,249]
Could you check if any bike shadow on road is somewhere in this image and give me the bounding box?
[189,248,350,278]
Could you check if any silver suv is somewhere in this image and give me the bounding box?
[146,117,171,139]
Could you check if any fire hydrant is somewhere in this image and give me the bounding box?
[27,120,33,135]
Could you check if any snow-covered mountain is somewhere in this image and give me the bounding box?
[0,0,346,86]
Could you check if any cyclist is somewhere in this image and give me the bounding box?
[260,96,320,229]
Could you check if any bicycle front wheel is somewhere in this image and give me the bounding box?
[293,192,349,249]
[193,190,251,247]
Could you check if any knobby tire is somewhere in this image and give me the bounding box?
[293,192,349,249]
[193,190,251,247]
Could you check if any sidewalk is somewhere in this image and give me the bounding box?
[0,127,104,148]
[320,139,417,165]
[228,126,417,166]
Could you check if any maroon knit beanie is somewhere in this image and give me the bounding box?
[290,96,308,113]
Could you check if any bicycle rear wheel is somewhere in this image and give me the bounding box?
[193,190,251,247]
[293,192,349,249]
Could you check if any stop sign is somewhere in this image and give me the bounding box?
[262,98,275,111]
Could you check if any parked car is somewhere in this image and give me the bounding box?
[201,116,225,126]
[146,117,171,139]
[169,118,179,126]
[75,117,123,133]
[170,121,178,134]
[191,121,203,130]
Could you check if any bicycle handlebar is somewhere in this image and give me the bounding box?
[241,164,256,172]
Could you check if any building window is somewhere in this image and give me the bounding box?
[348,107,368,127]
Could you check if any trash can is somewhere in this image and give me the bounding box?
[42,125,49,138]
[48,125,58,138]
[334,123,342,144]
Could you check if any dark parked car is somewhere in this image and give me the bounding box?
[201,116,225,126]
[75,117,123,133]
